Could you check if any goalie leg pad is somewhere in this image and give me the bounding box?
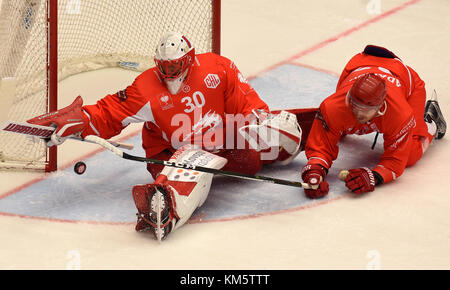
[146,149,173,180]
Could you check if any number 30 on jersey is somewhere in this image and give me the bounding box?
[181,91,206,113]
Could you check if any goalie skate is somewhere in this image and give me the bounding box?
[424,91,446,139]
[133,184,176,242]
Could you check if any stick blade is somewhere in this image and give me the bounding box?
[1,120,55,138]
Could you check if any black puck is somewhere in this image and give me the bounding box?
[74,161,87,175]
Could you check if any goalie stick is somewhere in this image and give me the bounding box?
[83,135,312,189]
[1,120,310,188]
[1,120,134,150]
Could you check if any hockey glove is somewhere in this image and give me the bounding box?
[27,96,89,146]
[301,164,329,199]
[344,167,378,194]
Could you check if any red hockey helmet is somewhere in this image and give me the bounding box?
[347,73,387,110]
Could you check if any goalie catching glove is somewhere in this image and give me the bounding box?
[27,96,89,146]
[238,110,302,164]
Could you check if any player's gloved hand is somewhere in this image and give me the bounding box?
[301,164,329,199]
[344,167,376,194]
[27,96,89,147]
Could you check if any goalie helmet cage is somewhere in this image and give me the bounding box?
[0,0,221,172]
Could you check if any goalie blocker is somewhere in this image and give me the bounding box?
[230,108,317,164]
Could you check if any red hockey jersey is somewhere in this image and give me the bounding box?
[305,52,427,184]
[81,53,268,157]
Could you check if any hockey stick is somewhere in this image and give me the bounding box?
[84,135,311,189]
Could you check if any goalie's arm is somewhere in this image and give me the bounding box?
[81,84,148,139]
[26,81,151,146]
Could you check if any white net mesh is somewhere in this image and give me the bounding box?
[0,0,218,170]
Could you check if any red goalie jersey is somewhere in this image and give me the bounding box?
[81,53,268,157]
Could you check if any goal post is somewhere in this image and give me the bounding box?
[48,0,58,172]
[0,0,221,172]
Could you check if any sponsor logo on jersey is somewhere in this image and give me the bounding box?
[159,94,174,110]
[349,122,379,135]
[389,115,415,150]
[204,74,220,89]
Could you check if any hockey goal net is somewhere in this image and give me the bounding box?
[0,0,220,171]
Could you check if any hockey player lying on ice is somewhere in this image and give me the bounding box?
[27,32,316,241]
[301,45,446,199]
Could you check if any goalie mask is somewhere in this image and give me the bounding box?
[154,32,195,95]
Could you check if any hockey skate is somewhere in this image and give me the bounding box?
[424,90,446,139]
[132,184,175,241]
